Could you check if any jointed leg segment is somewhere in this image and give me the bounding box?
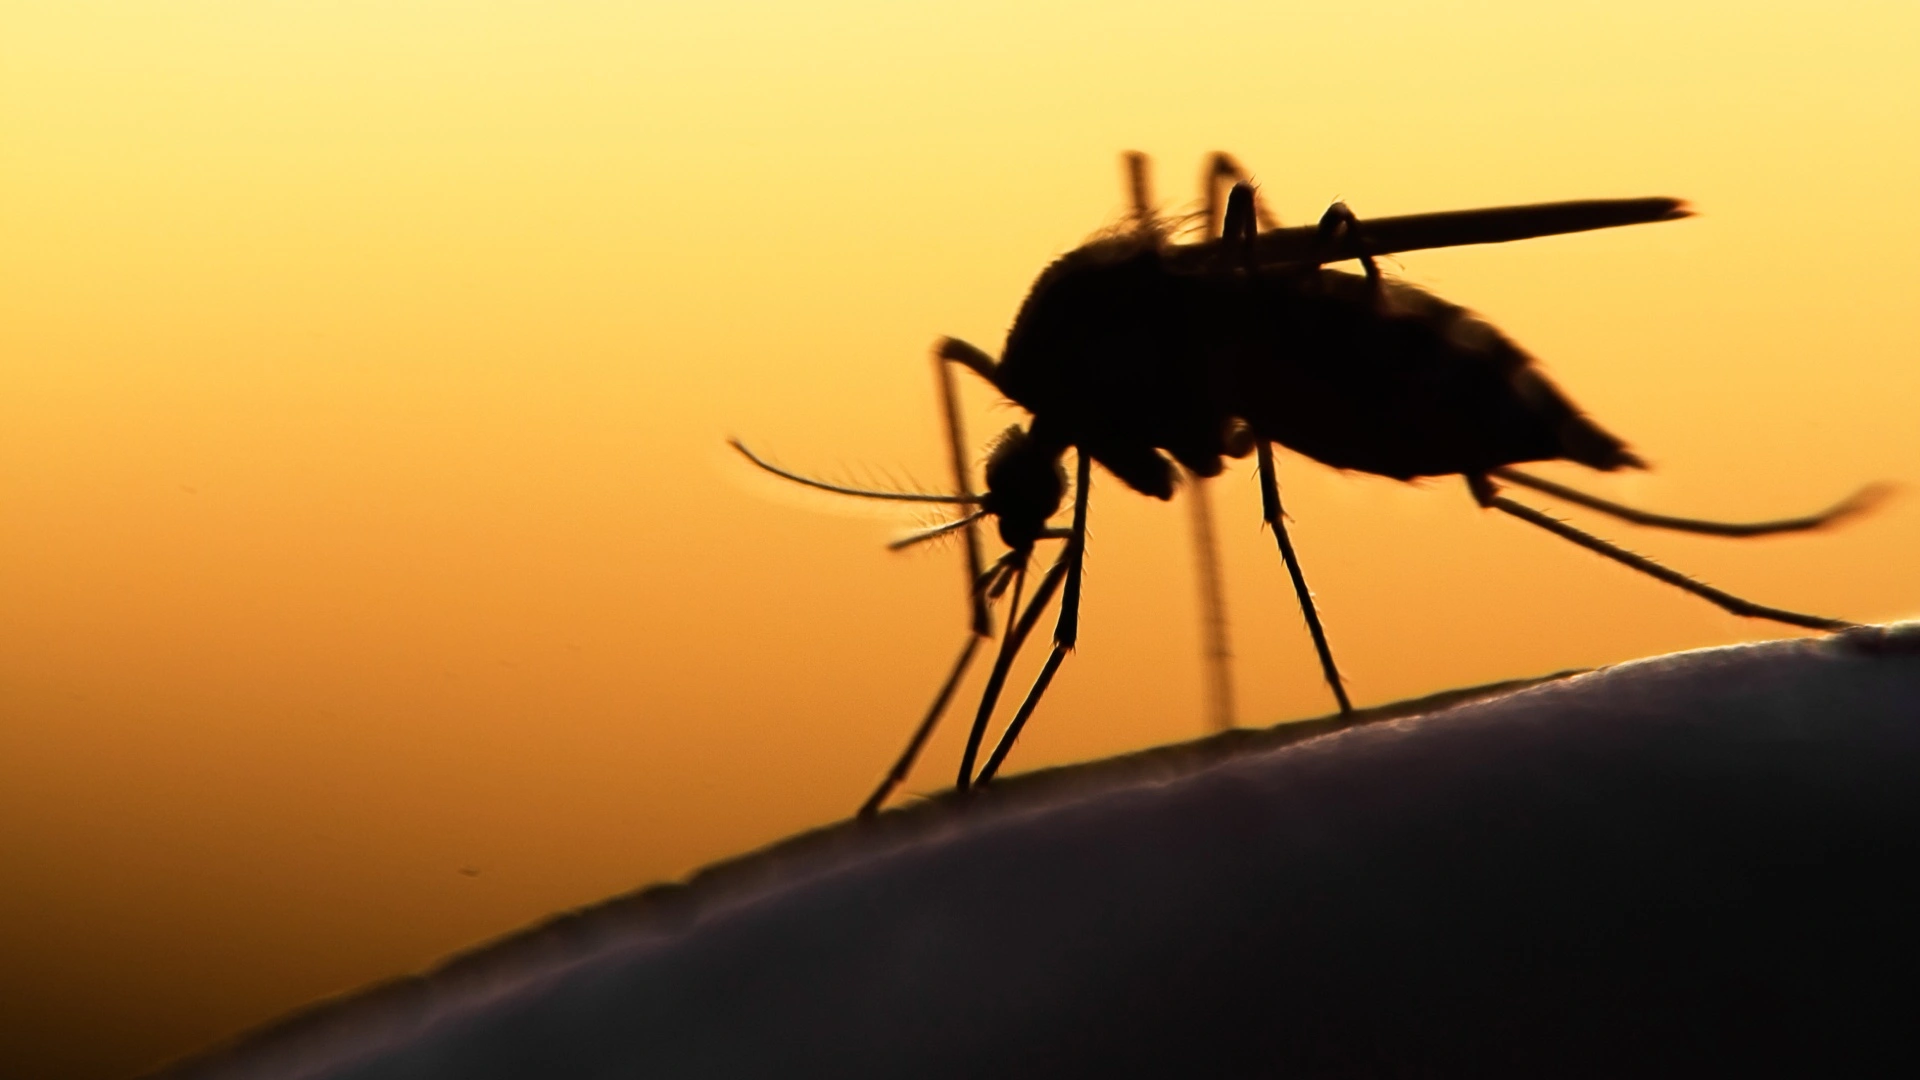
[1313,202,1381,288]
[1186,472,1237,731]
[1258,442,1356,717]
[858,634,983,818]
[1468,474,1855,632]
[860,337,1006,815]
[957,563,1031,791]
[934,349,990,636]
[1203,153,1279,238]
[975,450,1094,785]
[957,548,1073,790]
[1490,467,1889,538]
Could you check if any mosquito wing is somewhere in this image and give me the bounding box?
[1163,196,1690,271]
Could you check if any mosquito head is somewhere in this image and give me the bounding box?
[980,425,1066,554]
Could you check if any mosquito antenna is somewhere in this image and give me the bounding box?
[1123,150,1154,231]
[730,439,982,505]
[1490,467,1893,538]
[888,511,989,551]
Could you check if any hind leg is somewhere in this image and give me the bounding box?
[1489,467,1889,538]
[1467,474,1854,632]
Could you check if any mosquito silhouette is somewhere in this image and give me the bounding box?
[734,152,1883,817]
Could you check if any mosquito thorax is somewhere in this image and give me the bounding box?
[980,425,1066,553]
[994,236,1193,420]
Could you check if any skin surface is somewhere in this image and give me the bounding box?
[155,625,1920,1079]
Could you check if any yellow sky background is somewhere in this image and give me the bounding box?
[4,3,1918,1076]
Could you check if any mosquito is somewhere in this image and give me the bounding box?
[734,152,1882,816]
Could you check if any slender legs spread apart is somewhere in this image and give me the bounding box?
[857,339,1080,816]
[857,343,997,816]
[854,364,1864,815]
[858,445,1083,816]
[855,634,982,819]
[846,168,1865,818]
[950,451,1088,793]
[972,450,1091,787]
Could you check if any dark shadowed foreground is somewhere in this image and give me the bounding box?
[155,625,1920,1078]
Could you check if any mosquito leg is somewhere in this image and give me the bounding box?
[976,449,1094,785]
[957,553,1073,790]
[858,634,984,818]
[1224,183,1261,269]
[1147,178,1248,734]
[975,649,1066,786]
[930,348,991,635]
[1170,179,1244,732]
[937,337,1000,385]
[1467,474,1856,632]
[1185,465,1237,731]
[1489,467,1891,539]
[1123,150,1155,235]
[855,333,1005,813]
[1258,441,1355,717]
[1204,154,1236,239]
[958,565,1027,791]
[1056,448,1093,653]
[1313,201,1381,289]
[974,585,1084,792]
[1203,153,1280,237]
[858,561,1014,817]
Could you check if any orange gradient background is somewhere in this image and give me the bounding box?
[3,3,1917,1076]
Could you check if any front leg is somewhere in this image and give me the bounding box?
[957,550,1071,791]
[931,344,991,636]
[977,449,1094,785]
[938,336,1000,386]
[858,559,1018,818]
